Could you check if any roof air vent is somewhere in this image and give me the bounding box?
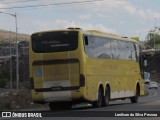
[67,27,81,30]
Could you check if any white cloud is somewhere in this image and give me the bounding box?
[124,5,136,15]
[122,3,160,19]
[0,4,6,12]
[119,20,124,25]
[94,24,117,34]
[2,0,160,40]
[97,14,113,19]
[136,8,160,19]
[78,15,91,21]
[138,9,146,18]
[68,21,117,34]
[85,0,160,20]
[24,18,117,34]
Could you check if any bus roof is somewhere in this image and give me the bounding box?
[32,28,139,44]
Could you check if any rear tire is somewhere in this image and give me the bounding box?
[92,88,103,108]
[102,87,110,107]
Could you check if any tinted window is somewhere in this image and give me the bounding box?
[84,36,96,58]
[84,35,111,59]
[111,40,119,59]
[131,43,136,61]
[84,35,139,62]
[118,41,125,60]
[31,31,78,53]
[126,42,132,60]
[95,37,111,59]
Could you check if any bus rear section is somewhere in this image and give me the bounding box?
[30,31,85,110]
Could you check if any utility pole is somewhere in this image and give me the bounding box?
[10,30,13,91]
[154,18,157,49]
[0,12,19,93]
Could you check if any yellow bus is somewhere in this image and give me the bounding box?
[30,28,144,110]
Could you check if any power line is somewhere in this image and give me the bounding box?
[0,0,40,4]
[0,0,106,10]
[0,0,37,1]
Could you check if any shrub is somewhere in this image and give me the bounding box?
[0,78,9,88]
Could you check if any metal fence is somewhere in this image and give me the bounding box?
[0,41,29,69]
[0,41,29,57]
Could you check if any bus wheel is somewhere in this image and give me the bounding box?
[102,87,110,107]
[130,86,139,103]
[92,88,103,108]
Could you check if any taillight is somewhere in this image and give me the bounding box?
[80,74,85,87]
[30,77,34,89]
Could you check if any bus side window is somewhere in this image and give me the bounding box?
[84,36,89,45]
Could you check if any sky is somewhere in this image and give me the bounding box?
[0,0,160,41]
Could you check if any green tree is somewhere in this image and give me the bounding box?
[146,27,160,49]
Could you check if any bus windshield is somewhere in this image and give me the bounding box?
[31,31,78,53]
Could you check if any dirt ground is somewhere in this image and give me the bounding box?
[0,81,48,110]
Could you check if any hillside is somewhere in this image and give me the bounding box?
[0,29,30,42]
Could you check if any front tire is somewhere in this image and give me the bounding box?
[130,87,139,103]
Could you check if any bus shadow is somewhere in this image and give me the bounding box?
[72,102,131,111]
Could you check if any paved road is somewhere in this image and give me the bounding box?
[1,84,160,120]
